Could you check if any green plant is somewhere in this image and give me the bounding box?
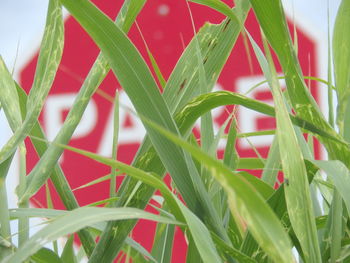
[1,0,350,262]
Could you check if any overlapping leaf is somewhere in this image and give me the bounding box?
[0,0,63,164]
[248,0,350,167]
[3,207,180,263]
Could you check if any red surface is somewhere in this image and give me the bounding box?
[20,1,318,262]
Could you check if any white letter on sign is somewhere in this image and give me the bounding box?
[97,90,146,157]
[44,93,97,141]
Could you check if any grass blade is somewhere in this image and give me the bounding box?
[333,0,350,133]
[269,38,321,260]
[61,235,78,263]
[30,248,63,263]
[9,208,68,219]
[327,1,335,128]
[125,236,158,263]
[0,58,24,249]
[248,0,350,167]
[151,205,175,263]
[254,27,321,261]
[110,91,119,198]
[0,177,12,259]
[322,191,343,262]
[0,56,22,133]
[135,23,166,89]
[261,136,280,186]
[3,207,180,263]
[246,24,321,260]
[223,116,238,170]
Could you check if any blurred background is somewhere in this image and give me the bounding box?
[0,0,342,258]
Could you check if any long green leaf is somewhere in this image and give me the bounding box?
[223,116,238,170]
[0,58,23,244]
[321,191,343,263]
[110,91,119,198]
[61,235,77,263]
[0,177,12,259]
[333,0,350,134]
[3,207,180,263]
[151,212,175,263]
[249,25,321,261]
[0,57,22,133]
[266,42,321,262]
[327,2,335,128]
[9,208,67,219]
[30,248,63,263]
[84,87,334,260]
[125,237,158,263]
[261,136,280,186]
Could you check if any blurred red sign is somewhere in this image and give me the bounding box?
[20,1,319,262]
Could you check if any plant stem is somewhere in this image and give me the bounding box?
[18,143,29,247]
[110,91,119,199]
[0,178,11,244]
[45,182,58,253]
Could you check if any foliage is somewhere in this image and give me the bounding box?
[1,0,350,262]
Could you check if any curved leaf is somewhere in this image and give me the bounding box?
[0,57,22,133]
[333,0,350,130]
[3,207,180,263]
